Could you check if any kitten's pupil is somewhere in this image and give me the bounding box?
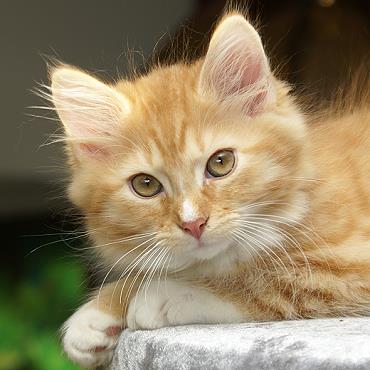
[216,156,224,165]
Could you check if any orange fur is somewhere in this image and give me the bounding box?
[52,13,370,327]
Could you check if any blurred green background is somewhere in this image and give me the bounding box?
[1,216,85,370]
[0,0,368,369]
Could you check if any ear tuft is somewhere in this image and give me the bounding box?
[51,67,130,158]
[198,14,275,116]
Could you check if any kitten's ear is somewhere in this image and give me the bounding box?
[51,67,130,158]
[198,15,275,116]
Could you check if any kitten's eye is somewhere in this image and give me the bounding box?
[206,149,235,178]
[130,174,163,198]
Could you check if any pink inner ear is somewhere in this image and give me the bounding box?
[222,50,269,116]
[241,54,263,88]
[200,18,274,117]
[245,90,268,116]
[241,55,268,116]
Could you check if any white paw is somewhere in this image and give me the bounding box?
[126,288,169,329]
[62,303,123,368]
[164,292,205,325]
[126,281,213,330]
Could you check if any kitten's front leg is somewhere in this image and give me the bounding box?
[127,279,244,329]
[62,279,136,368]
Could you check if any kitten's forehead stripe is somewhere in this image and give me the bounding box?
[177,116,187,154]
[116,63,203,173]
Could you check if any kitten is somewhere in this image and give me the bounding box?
[49,13,370,368]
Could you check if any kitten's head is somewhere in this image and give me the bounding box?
[51,15,311,274]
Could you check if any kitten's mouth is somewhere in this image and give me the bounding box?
[194,239,206,247]
[185,235,232,260]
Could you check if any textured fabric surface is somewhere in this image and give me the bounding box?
[108,318,370,370]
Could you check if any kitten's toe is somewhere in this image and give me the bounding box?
[62,305,123,368]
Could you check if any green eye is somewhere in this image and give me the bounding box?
[206,149,235,178]
[130,174,163,198]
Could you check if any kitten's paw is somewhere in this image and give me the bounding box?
[62,304,123,368]
[126,282,203,329]
[126,290,169,329]
[164,292,204,325]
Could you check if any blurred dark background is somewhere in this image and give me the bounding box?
[0,1,369,369]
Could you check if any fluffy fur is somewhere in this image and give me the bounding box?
[49,13,370,368]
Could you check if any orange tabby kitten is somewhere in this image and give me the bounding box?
[49,13,370,368]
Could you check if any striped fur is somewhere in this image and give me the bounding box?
[52,12,370,368]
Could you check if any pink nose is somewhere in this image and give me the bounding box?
[181,218,207,240]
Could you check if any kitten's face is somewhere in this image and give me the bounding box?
[51,15,309,273]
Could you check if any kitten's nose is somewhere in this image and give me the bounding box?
[181,218,207,240]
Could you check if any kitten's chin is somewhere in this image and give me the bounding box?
[187,237,232,261]
[168,236,234,271]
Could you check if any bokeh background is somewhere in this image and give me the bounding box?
[1,0,369,369]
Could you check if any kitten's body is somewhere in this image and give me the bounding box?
[200,107,370,321]
[49,14,370,368]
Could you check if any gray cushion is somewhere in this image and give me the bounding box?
[108,318,370,369]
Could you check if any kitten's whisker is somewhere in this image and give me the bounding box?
[237,219,300,271]
[113,240,160,320]
[141,245,169,300]
[242,218,313,287]
[241,200,292,209]
[26,230,92,256]
[232,229,283,290]
[239,216,312,273]
[115,239,163,310]
[248,213,322,243]
[146,247,170,301]
[231,231,260,266]
[97,236,157,306]
[245,214,325,282]
[120,248,156,329]
[235,226,291,276]
[164,251,174,296]
[137,243,166,303]
[232,228,280,283]
[282,176,324,184]
[90,231,157,251]
[109,239,159,308]
[245,222,299,272]
[78,232,154,251]
[233,227,289,290]
[236,221,301,298]
[123,243,163,324]
[156,248,172,295]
